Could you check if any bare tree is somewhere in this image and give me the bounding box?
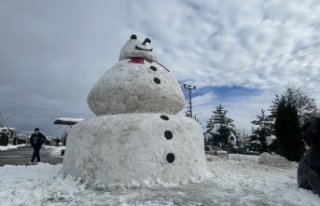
[0,113,14,127]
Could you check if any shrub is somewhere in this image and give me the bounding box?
[18,138,26,144]
[0,132,9,146]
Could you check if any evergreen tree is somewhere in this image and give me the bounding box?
[205,115,214,145]
[205,104,238,151]
[250,109,274,153]
[270,87,318,126]
[275,98,305,162]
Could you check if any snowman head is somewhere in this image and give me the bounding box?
[119,34,157,61]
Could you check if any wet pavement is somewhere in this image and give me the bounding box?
[0,146,63,166]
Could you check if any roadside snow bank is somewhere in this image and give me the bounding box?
[45,146,65,157]
[258,152,297,168]
[0,144,26,151]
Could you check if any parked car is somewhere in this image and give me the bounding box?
[204,145,229,159]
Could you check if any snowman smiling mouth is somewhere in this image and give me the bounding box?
[135,45,153,51]
[135,38,153,51]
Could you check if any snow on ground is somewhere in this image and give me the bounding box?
[45,146,65,157]
[0,144,26,151]
[0,155,319,206]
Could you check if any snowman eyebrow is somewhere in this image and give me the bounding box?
[142,38,151,45]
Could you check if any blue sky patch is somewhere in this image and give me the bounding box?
[182,85,260,102]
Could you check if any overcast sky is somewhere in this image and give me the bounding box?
[1,0,320,136]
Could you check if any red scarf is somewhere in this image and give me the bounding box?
[129,56,149,64]
[128,56,170,72]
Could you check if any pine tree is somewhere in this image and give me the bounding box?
[205,104,238,151]
[275,98,305,162]
[270,87,318,126]
[250,109,274,153]
[205,115,214,145]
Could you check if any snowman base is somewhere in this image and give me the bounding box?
[63,113,209,186]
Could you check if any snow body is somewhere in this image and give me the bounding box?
[87,60,185,115]
[63,113,208,185]
[64,34,207,186]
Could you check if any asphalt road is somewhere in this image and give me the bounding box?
[0,146,63,166]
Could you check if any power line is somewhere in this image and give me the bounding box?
[205,40,320,78]
[195,50,320,86]
[191,77,320,111]
[182,40,320,88]
[192,83,318,112]
[188,77,320,108]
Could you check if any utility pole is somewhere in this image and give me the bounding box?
[183,84,196,118]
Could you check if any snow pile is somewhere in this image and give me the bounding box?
[206,154,223,162]
[0,155,319,205]
[45,146,65,157]
[229,153,259,162]
[0,144,26,151]
[258,152,296,168]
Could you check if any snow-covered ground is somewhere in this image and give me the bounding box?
[0,144,26,151]
[45,146,65,157]
[0,155,319,206]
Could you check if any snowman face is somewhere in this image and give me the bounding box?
[119,34,157,61]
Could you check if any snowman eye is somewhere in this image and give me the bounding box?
[130,34,137,40]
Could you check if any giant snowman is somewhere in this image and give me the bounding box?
[63,34,208,185]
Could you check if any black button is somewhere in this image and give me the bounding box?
[160,115,169,120]
[154,77,161,84]
[164,130,173,140]
[150,66,157,71]
[166,153,175,163]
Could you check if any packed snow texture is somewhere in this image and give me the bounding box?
[87,60,185,116]
[1,155,320,206]
[258,152,295,168]
[63,113,208,186]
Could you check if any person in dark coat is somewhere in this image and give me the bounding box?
[298,116,320,196]
[29,128,46,163]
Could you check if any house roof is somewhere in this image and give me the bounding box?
[54,117,84,126]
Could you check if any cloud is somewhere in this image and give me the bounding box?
[1,0,320,135]
[127,0,320,131]
[128,0,320,88]
[0,0,126,134]
[191,92,217,107]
